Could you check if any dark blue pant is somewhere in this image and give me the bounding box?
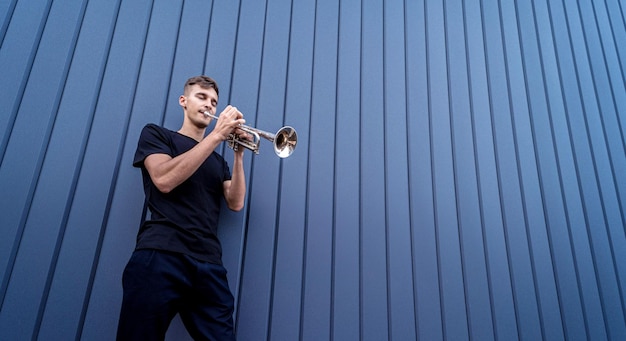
[117,249,236,341]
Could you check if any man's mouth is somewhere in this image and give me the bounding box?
[201,111,215,119]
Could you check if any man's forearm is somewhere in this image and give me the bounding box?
[225,153,246,211]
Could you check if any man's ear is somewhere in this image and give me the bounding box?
[179,95,187,109]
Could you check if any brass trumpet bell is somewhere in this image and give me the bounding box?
[271,126,298,158]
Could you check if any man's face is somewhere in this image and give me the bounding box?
[180,84,218,127]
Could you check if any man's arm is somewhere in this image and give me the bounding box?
[223,150,246,211]
[144,133,223,193]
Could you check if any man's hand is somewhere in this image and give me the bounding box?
[212,105,247,141]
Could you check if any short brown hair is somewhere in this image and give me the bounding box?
[184,75,219,96]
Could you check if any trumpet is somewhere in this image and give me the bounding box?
[203,111,297,158]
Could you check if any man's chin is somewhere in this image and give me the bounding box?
[197,113,212,124]
[192,118,210,129]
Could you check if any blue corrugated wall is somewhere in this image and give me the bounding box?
[1,0,625,340]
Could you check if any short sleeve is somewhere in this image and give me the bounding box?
[222,156,232,181]
[133,124,171,168]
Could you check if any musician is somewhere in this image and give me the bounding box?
[117,75,248,340]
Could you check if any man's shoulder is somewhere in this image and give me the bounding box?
[140,123,175,139]
[134,124,174,167]
[142,123,167,132]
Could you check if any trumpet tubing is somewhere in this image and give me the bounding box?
[203,111,297,158]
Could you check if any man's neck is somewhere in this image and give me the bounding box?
[177,125,206,142]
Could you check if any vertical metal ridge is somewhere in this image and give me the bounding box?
[402,0,420,338]
[443,0,472,337]
[330,0,342,338]
[381,0,391,338]
[298,0,318,338]
[423,0,446,338]
[356,2,364,338]
[358,1,365,339]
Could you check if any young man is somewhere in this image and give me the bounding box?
[117,76,248,340]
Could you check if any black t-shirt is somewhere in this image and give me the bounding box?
[133,124,231,264]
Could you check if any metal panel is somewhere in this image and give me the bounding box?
[300,0,338,339]
[267,1,315,340]
[228,0,273,339]
[1,0,625,340]
[384,0,416,339]
[0,0,87,339]
[331,1,362,340]
[446,0,494,339]
[361,1,389,340]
